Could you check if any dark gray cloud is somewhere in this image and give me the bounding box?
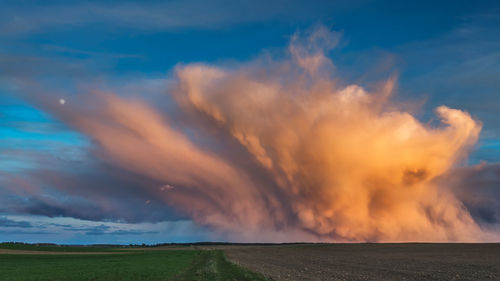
[0,230,55,235]
[86,229,159,236]
[71,224,110,235]
[437,163,500,226]
[0,217,32,228]
[0,157,186,224]
[59,224,158,236]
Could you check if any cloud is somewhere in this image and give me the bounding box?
[437,163,500,227]
[86,229,159,236]
[29,27,497,242]
[0,230,54,235]
[0,214,214,244]
[0,163,183,224]
[0,217,32,228]
[61,224,159,235]
[0,0,356,35]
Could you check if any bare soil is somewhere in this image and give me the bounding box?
[222,243,500,281]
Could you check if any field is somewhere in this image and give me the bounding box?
[223,243,500,281]
[1,243,500,280]
[0,243,269,281]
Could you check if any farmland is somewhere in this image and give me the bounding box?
[0,243,269,281]
[1,243,500,280]
[223,243,500,281]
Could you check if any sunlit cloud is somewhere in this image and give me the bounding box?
[42,27,497,242]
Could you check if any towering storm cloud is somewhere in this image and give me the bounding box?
[51,27,494,242]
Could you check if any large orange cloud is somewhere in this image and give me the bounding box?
[58,27,496,242]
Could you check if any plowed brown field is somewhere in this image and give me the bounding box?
[221,243,500,281]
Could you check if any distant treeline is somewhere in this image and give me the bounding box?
[1,241,322,247]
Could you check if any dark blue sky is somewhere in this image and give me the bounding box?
[1,0,499,243]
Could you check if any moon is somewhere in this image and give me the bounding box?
[59,99,66,105]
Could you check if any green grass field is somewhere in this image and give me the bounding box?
[0,244,270,281]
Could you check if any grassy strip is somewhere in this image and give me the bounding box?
[175,250,271,281]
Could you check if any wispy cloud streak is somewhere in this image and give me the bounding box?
[0,0,349,35]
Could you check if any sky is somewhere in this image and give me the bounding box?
[1,0,500,244]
